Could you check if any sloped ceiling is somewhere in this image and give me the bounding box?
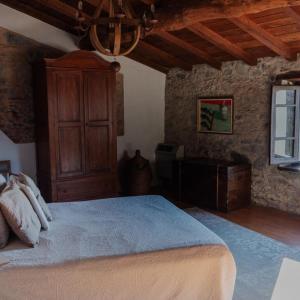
[2,0,300,73]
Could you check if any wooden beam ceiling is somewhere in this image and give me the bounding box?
[155,0,300,31]
[157,31,221,69]
[1,0,300,72]
[188,23,257,65]
[231,16,296,60]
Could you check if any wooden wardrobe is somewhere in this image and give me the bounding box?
[34,51,118,202]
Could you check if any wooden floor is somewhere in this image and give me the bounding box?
[208,205,300,248]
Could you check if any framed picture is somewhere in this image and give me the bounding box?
[197,97,234,134]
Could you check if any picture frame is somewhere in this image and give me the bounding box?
[197,97,234,134]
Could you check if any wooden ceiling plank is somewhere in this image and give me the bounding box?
[128,54,169,73]
[157,31,221,69]
[231,16,296,60]
[34,0,90,21]
[139,40,192,70]
[0,0,76,34]
[188,23,257,65]
[128,50,169,73]
[63,0,96,16]
[286,6,300,27]
[154,0,300,32]
[139,0,157,4]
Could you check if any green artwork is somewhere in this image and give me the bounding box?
[197,98,233,134]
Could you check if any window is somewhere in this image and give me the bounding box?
[270,86,300,165]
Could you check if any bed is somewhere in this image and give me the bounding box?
[0,195,236,300]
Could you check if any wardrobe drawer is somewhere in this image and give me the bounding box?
[56,175,117,202]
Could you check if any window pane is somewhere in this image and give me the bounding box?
[274,140,295,158]
[275,107,295,138]
[275,89,296,105]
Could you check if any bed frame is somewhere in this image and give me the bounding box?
[0,160,11,180]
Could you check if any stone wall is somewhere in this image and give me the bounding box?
[0,26,63,143]
[165,56,300,214]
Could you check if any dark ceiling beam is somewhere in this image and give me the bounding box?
[0,0,76,34]
[63,0,96,16]
[188,23,257,66]
[137,0,157,4]
[78,32,188,71]
[157,31,221,69]
[138,40,192,70]
[231,16,296,60]
[154,0,300,32]
[128,48,169,73]
[33,0,90,21]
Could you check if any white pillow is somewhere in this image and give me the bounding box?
[0,183,41,247]
[18,173,53,221]
[18,183,49,231]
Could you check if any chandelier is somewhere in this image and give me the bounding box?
[75,0,158,57]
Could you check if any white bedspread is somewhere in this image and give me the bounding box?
[0,195,236,300]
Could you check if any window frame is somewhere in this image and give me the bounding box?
[270,85,300,165]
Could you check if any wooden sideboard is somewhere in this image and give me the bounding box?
[178,158,251,212]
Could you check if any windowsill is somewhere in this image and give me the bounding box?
[278,162,300,172]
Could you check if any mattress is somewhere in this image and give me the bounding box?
[0,195,236,300]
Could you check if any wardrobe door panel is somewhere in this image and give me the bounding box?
[56,72,82,122]
[53,70,85,179]
[84,71,116,176]
[85,126,110,173]
[57,126,84,177]
[85,72,110,122]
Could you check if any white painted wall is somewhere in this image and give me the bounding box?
[0,4,166,178]
[0,131,36,178]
